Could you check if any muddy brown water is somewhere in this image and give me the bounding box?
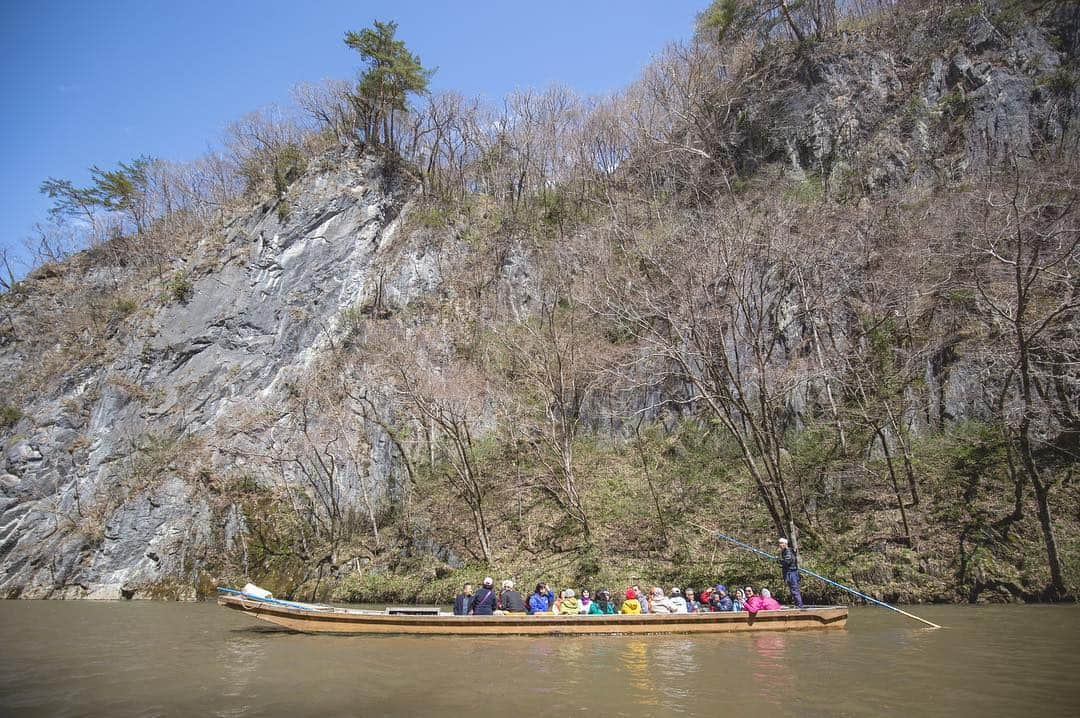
[0,602,1077,717]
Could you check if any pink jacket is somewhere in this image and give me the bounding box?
[759,596,782,611]
[744,595,765,612]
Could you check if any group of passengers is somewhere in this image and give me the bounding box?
[453,578,785,616]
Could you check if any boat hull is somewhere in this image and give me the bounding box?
[218,595,847,635]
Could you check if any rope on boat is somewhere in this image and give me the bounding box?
[693,525,942,629]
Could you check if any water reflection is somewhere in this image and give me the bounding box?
[748,633,790,708]
[653,639,698,711]
[1,604,1078,716]
[215,631,268,717]
[618,640,660,707]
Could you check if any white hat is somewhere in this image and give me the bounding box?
[483,577,493,587]
[502,579,514,589]
[761,588,772,597]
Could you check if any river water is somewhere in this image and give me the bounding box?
[0,602,1076,717]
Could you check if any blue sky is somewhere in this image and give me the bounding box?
[0,0,705,273]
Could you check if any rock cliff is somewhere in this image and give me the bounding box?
[1,2,1076,602]
[0,155,427,597]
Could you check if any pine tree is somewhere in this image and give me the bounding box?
[345,20,434,149]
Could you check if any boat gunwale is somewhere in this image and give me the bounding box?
[218,594,847,632]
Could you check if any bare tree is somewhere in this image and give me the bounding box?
[967,156,1079,598]
[499,283,609,544]
[1,246,21,291]
[600,201,821,540]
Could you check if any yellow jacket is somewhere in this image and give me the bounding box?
[558,597,580,615]
[620,598,642,614]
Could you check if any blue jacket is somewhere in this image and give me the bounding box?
[528,591,555,614]
[453,593,472,615]
[716,596,733,612]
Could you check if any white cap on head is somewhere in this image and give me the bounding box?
[671,587,681,595]
[778,538,788,545]
[564,588,575,598]
[761,588,771,597]
[483,577,493,587]
[502,579,514,589]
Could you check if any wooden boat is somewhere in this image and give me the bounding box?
[217,588,848,635]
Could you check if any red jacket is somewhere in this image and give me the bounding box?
[744,595,765,612]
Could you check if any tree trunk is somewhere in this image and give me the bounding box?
[879,429,913,547]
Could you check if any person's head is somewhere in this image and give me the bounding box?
[581,589,590,601]
[483,577,494,589]
[502,579,514,590]
[671,587,681,597]
[735,589,745,600]
[564,588,575,598]
[686,588,696,600]
[626,588,637,600]
[535,583,545,595]
[761,588,772,598]
[599,589,611,602]
[715,584,727,597]
[778,538,789,548]
[652,587,665,598]
[463,582,473,595]
[744,586,754,596]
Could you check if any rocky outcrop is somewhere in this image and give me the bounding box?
[0,154,426,598]
[736,10,1075,193]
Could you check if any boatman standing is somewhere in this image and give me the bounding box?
[777,538,804,608]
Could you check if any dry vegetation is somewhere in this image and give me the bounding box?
[2,0,1077,603]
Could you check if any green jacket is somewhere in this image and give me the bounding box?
[588,601,616,615]
[558,597,580,615]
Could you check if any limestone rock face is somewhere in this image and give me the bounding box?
[0,155,424,598]
[740,18,1071,193]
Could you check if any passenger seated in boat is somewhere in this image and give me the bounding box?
[712,585,733,612]
[649,587,675,613]
[454,582,474,615]
[633,584,649,613]
[732,588,746,612]
[759,589,783,611]
[578,589,592,614]
[620,588,642,614]
[558,589,580,615]
[589,589,617,614]
[669,587,688,613]
[528,583,555,614]
[685,588,701,613]
[743,586,764,613]
[699,586,714,610]
[498,580,527,613]
[469,577,498,615]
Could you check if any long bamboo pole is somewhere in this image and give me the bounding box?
[691,524,942,629]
